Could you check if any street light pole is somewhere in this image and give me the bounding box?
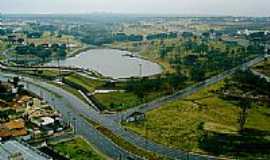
[139,63,142,77]
[73,117,77,134]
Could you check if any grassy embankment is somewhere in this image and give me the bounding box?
[0,40,8,60]
[64,73,105,92]
[253,59,270,77]
[123,80,270,159]
[51,136,107,160]
[81,115,166,160]
[109,40,176,74]
[63,73,175,111]
[63,73,142,111]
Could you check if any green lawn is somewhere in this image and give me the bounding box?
[253,59,270,77]
[52,137,106,160]
[94,92,141,111]
[0,40,7,52]
[64,73,169,112]
[17,69,69,80]
[123,81,270,159]
[64,73,105,92]
[94,89,168,112]
[82,115,165,160]
[26,32,82,47]
[0,55,5,61]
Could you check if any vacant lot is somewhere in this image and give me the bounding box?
[52,137,106,160]
[253,59,270,77]
[0,40,7,52]
[95,92,141,111]
[124,80,270,159]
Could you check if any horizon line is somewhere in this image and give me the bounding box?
[1,12,269,18]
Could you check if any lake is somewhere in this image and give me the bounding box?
[48,49,162,79]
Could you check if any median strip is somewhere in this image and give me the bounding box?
[80,114,166,160]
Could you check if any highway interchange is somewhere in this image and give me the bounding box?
[0,55,265,160]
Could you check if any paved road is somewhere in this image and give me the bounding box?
[0,72,215,160]
[0,73,141,160]
[251,69,270,82]
[0,56,264,160]
[110,56,265,122]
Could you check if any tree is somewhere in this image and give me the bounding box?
[57,48,67,59]
[159,45,167,59]
[238,99,252,132]
[37,49,52,62]
[190,64,206,82]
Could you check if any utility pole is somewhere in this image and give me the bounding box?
[73,117,77,134]
[144,122,148,150]
[67,112,72,128]
[67,37,70,52]
[40,90,43,99]
[139,63,142,77]
[57,57,62,81]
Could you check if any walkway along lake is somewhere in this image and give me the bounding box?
[48,49,162,79]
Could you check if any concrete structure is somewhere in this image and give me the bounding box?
[0,140,51,160]
[125,112,145,122]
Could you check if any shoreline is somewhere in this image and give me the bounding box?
[54,47,164,80]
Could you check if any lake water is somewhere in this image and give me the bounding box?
[48,49,162,79]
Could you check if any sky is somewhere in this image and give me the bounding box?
[0,0,270,17]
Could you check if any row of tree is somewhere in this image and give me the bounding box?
[15,43,67,62]
[125,74,187,101]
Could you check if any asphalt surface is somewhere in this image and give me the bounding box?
[0,72,213,160]
[111,56,265,122]
[0,73,141,160]
[0,55,265,160]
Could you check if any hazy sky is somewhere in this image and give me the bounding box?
[1,0,269,16]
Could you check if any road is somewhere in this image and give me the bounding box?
[0,73,141,160]
[0,56,264,160]
[0,72,215,160]
[110,56,265,122]
[251,69,270,82]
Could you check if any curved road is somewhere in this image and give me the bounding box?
[0,73,141,160]
[0,72,213,160]
[0,56,264,160]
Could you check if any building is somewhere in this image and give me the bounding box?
[0,140,52,160]
[11,95,32,113]
[24,98,63,137]
[25,98,60,120]
[0,81,15,102]
[0,119,27,139]
[125,112,145,122]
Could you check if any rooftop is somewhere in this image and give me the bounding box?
[0,140,51,160]
[0,119,27,138]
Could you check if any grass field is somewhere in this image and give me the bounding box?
[23,32,86,56]
[17,69,69,80]
[64,73,105,92]
[26,32,81,46]
[253,59,270,77]
[94,92,141,111]
[0,40,7,49]
[63,73,170,111]
[94,89,168,111]
[52,137,106,160]
[81,115,165,160]
[123,81,270,159]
